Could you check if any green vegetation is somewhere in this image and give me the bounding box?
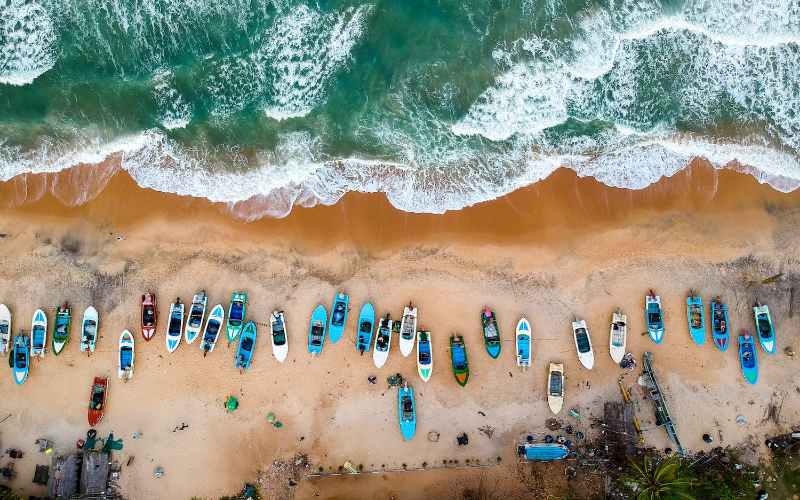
[620,456,695,499]
[0,486,23,500]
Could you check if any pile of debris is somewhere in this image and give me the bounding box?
[259,454,308,500]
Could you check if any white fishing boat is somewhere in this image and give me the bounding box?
[166,299,184,353]
[119,330,135,379]
[547,362,564,414]
[270,310,289,363]
[608,309,627,364]
[80,306,99,353]
[0,304,10,357]
[200,303,224,356]
[373,315,393,369]
[185,290,207,344]
[416,330,433,381]
[572,318,594,370]
[398,304,417,357]
[31,309,47,359]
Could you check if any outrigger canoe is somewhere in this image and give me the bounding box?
[119,330,134,379]
[328,293,348,344]
[518,443,570,461]
[12,334,29,385]
[185,290,207,344]
[516,318,531,370]
[166,298,184,353]
[0,304,10,357]
[398,381,416,440]
[450,331,469,387]
[399,304,417,357]
[88,377,108,427]
[357,302,375,355]
[417,330,433,382]
[141,291,157,340]
[270,310,288,363]
[226,293,246,342]
[753,304,775,355]
[80,306,99,353]
[308,305,327,355]
[481,307,501,359]
[739,331,758,385]
[52,302,71,356]
[548,362,564,414]
[687,293,705,346]
[200,304,224,356]
[234,321,257,370]
[608,309,626,364]
[711,297,729,351]
[646,291,664,344]
[572,318,594,370]
[31,309,47,359]
[373,314,392,368]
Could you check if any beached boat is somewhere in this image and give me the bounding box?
[481,307,501,359]
[753,304,775,355]
[88,377,108,427]
[711,297,729,351]
[226,293,246,342]
[417,330,433,381]
[235,321,257,370]
[141,291,157,340]
[548,362,564,414]
[270,310,288,363]
[308,305,327,355]
[646,291,664,344]
[52,302,71,356]
[398,381,416,440]
[12,334,29,385]
[31,309,47,359]
[399,304,418,357]
[373,315,392,368]
[119,330,134,379]
[686,293,705,346]
[357,302,375,355]
[517,443,570,461]
[185,290,207,344]
[516,318,531,370]
[166,298,184,353]
[450,331,469,387]
[80,306,99,353]
[200,304,224,356]
[609,309,627,364]
[0,304,10,357]
[327,293,348,344]
[572,318,594,370]
[738,331,758,385]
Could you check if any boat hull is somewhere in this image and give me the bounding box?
[141,292,157,341]
[270,311,289,363]
[753,305,775,355]
[608,312,626,364]
[357,302,375,354]
[0,304,10,357]
[738,335,758,385]
[52,306,71,356]
[686,296,705,346]
[226,293,247,342]
[516,318,531,368]
[185,292,207,344]
[547,362,564,415]
[481,309,501,359]
[31,309,47,358]
[81,306,99,353]
[308,305,327,355]
[450,334,469,386]
[328,294,348,344]
[200,304,225,355]
[12,335,29,385]
[235,321,257,370]
[373,317,392,368]
[416,330,432,382]
[646,295,664,344]
[572,320,594,370]
[398,385,417,440]
[118,330,135,379]
[166,302,184,353]
[519,443,570,461]
[399,306,417,357]
[88,377,108,427]
[711,300,729,351]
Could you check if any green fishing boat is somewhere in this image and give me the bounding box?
[52,302,71,356]
[481,307,501,358]
[226,293,247,342]
[450,331,469,387]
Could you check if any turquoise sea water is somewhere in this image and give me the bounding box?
[0,0,799,218]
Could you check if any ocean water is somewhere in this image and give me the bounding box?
[0,0,799,218]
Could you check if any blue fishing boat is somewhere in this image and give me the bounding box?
[646,290,664,344]
[686,293,705,346]
[753,305,775,355]
[356,302,374,355]
[308,305,327,355]
[328,293,348,344]
[234,321,257,370]
[738,331,758,385]
[517,443,570,461]
[12,334,29,385]
[516,318,531,370]
[398,382,416,440]
[711,297,729,351]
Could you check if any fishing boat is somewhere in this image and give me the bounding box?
[417,330,433,381]
[547,362,564,414]
[166,298,184,353]
[141,291,157,340]
[0,304,10,357]
[517,443,570,461]
[450,331,469,386]
[646,290,664,344]
[200,304,224,356]
[399,304,418,357]
[31,309,47,359]
[52,302,71,356]
[398,381,416,440]
[373,314,392,368]
[516,318,531,370]
[711,297,729,351]
[88,377,108,427]
[185,290,207,344]
[269,310,288,363]
[234,321,257,370]
[753,304,775,355]
[481,307,501,359]
[327,293,348,344]
[226,293,246,342]
[608,309,627,364]
[356,302,375,355]
[738,331,758,385]
[12,334,29,385]
[118,330,134,379]
[308,305,327,355]
[80,306,99,353]
[686,293,705,346]
[572,318,594,370]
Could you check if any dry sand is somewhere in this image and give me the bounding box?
[0,160,800,499]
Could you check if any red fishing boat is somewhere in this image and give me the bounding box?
[88,377,108,427]
[141,291,157,340]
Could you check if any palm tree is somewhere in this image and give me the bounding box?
[621,455,696,500]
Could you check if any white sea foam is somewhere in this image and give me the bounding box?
[152,70,193,130]
[0,0,57,85]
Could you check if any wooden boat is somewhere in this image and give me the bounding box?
[234,321,257,370]
[356,302,375,355]
[516,318,531,370]
[686,293,705,346]
[646,290,664,344]
[31,309,47,359]
[450,331,469,386]
[12,334,29,385]
[398,381,416,440]
[373,314,392,368]
[88,377,108,427]
[166,298,184,353]
[0,304,10,357]
[608,309,627,364]
[200,304,224,356]
[753,304,775,355]
[481,307,501,359]
[417,330,433,382]
[269,310,288,363]
[308,305,327,355]
[547,362,564,414]
[327,293,348,344]
[118,330,134,379]
[518,443,570,461]
[80,306,99,353]
[738,331,758,385]
[711,297,729,351]
[399,304,418,357]
[141,291,157,340]
[226,293,246,342]
[185,290,207,344]
[572,318,594,370]
[52,302,71,356]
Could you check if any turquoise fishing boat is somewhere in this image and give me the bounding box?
[328,293,348,344]
[417,330,433,382]
[398,382,416,440]
[234,321,257,370]
[517,443,570,461]
[12,334,29,386]
[481,307,501,358]
[738,331,758,385]
[711,297,729,351]
[686,293,705,346]
[646,290,664,344]
[226,293,246,342]
[308,305,327,355]
[356,302,374,355]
